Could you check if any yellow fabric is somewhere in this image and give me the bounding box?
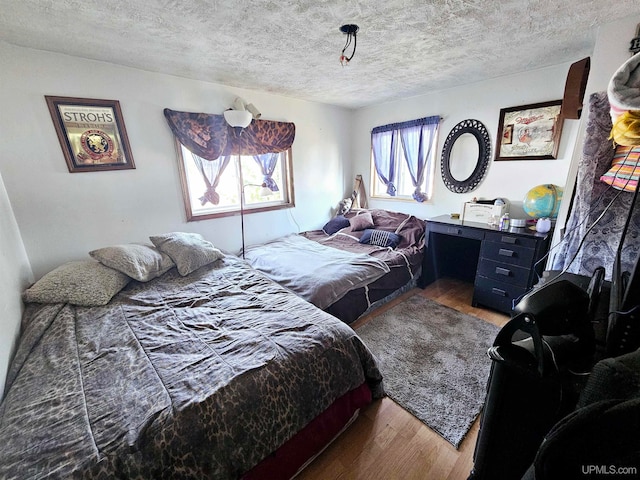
[610,110,640,147]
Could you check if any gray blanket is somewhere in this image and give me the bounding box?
[244,234,390,310]
[0,256,383,479]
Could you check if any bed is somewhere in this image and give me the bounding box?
[0,233,383,479]
[244,209,426,324]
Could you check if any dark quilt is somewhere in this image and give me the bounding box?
[0,256,383,479]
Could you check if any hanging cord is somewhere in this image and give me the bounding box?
[506,152,634,313]
[339,25,358,66]
[610,152,640,309]
[533,147,635,280]
[613,153,640,262]
[532,183,613,272]
[559,187,627,274]
[560,147,636,275]
[512,159,633,309]
[288,207,301,234]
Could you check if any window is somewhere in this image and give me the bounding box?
[176,142,294,221]
[370,116,440,202]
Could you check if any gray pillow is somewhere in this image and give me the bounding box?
[149,232,223,276]
[89,243,175,282]
[349,211,375,231]
[22,260,130,306]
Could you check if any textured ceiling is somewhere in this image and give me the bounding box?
[2,0,640,109]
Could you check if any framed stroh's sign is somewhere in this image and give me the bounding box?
[45,96,136,172]
[495,100,563,161]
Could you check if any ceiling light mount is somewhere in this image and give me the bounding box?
[339,24,359,66]
[339,24,359,35]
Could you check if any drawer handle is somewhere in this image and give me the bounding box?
[447,227,462,235]
[491,288,507,297]
[501,236,517,244]
[499,248,515,257]
[495,267,511,276]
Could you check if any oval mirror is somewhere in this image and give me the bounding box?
[448,133,479,181]
[441,119,492,194]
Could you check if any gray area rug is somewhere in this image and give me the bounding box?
[355,294,500,448]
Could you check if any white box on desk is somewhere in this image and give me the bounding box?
[461,202,508,223]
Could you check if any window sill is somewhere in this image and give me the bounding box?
[370,194,431,203]
[186,202,294,222]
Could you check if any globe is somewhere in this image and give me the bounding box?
[523,184,563,219]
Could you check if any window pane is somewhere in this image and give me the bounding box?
[181,145,239,216]
[239,155,285,205]
[370,125,437,201]
[370,145,427,198]
[176,142,293,221]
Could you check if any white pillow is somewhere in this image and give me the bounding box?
[89,243,175,282]
[23,260,130,306]
[149,232,223,276]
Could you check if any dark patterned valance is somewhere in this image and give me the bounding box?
[163,108,295,160]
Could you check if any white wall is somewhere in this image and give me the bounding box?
[0,171,33,398]
[588,19,640,94]
[0,42,352,279]
[352,63,579,221]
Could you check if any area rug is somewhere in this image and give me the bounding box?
[355,294,500,448]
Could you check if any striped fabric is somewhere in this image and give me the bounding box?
[369,229,392,246]
[359,228,401,248]
[600,145,640,192]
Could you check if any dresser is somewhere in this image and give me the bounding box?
[419,215,551,314]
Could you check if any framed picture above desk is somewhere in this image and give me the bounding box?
[419,215,551,314]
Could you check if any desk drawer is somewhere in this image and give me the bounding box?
[477,259,531,287]
[481,241,535,267]
[472,277,529,314]
[484,231,538,249]
[428,222,484,240]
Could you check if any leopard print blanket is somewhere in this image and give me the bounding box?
[0,256,382,479]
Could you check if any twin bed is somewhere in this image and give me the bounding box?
[245,209,426,323]
[0,210,424,479]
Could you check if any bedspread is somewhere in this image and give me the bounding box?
[244,234,390,310]
[0,256,383,479]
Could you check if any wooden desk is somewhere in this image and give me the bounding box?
[419,215,551,314]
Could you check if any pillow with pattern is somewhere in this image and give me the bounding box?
[150,232,223,276]
[359,229,402,248]
[22,260,130,306]
[90,243,175,282]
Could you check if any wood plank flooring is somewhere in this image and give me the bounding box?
[297,278,510,480]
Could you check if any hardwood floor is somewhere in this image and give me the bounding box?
[297,278,510,480]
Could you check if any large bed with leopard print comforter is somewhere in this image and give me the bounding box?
[0,256,383,479]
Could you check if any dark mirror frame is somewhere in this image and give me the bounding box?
[441,119,492,194]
